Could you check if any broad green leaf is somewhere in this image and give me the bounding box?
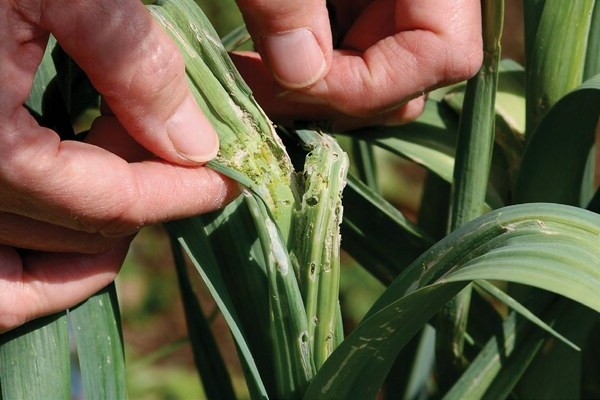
[522,0,546,71]
[305,283,466,400]
[69,285,127,400]
[305,203,600,399]
[516,75,600,204]
[0,314,70,400]
[526,0,595,135]
[584,0,600,79]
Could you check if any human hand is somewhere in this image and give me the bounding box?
[0,0,238,332]
[232,0,483,128]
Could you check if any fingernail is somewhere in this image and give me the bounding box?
[167,95,219,163]
[263,29,327,89]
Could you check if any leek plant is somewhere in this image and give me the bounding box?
[1,0,599,399]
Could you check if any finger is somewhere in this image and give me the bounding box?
[1,137,239,236]
[285,0,483,117]
[0,241,129,332]
[235,0,332,88]
[337,0,396,50]
[8,0,217,164]
[232,51,425,128]
[86,115,155,162]
[332,96,427,130]
[0,212,117,254]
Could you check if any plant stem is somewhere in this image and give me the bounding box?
[436,0,504,390]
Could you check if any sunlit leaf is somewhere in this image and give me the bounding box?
[0,315,69,400]
[69,286,127,400]
[306,204,600,399]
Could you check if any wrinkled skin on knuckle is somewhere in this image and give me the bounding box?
[0,308,28,333]
[443,19,483,82]
[123,35,184,103]
[93,185,145,238]
[0,248,29,333]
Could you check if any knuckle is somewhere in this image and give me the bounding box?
[0,285,29,333]
[0,310,28,333]
[128,35,185,98]
[94,179,145,238]
[444,31,484,82]
[101,31,186,116]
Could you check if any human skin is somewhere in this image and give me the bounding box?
[0,0,237,331]
[0,0,482,332]
[232,0,483,127]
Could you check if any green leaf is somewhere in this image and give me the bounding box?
[149,0,297,239]
[511,300,596,399]
[443,60,526,167]
[170,239,236,400]
[474,280,578,350]
[525,1,596,135]
[167,213,270,399]
[68,285,127,400]
[584,0,600,79]
[221,24,250,52]
[437,0,504,383]
[306,203,600,399]
[352,99,458,184]
[351,138,379,191]
[516,75,600,205]
[350,99,507,210]
[245,193,314,399]
[522,0,546,72]
[25,36,57,117]
[292,130,348,368]
[0,314,70,400]
[444,303,545,400]
[341,175,433,285]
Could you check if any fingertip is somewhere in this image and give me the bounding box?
[263,29,328,89]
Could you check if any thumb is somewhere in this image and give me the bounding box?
[23,0,218,164]
[236,0,332,89]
